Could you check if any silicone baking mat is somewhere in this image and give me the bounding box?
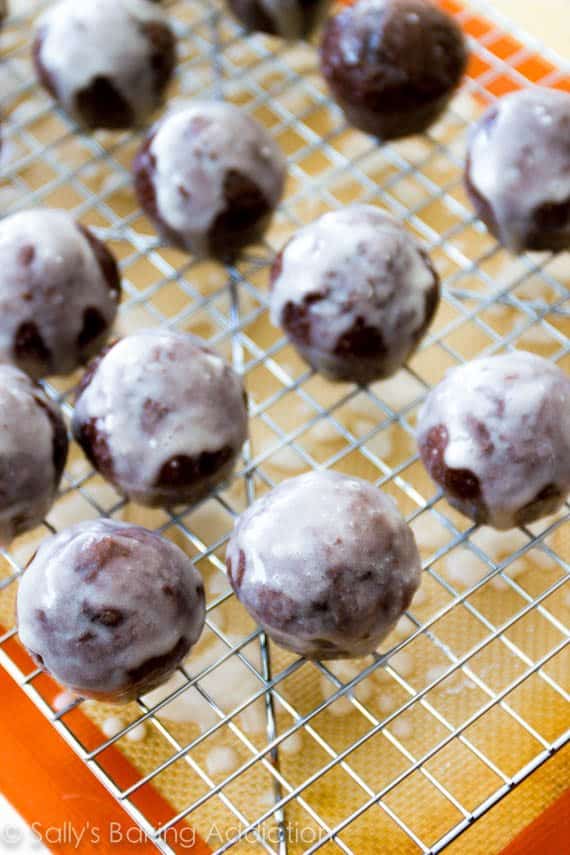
[0,1,568,853]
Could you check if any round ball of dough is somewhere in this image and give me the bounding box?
[133,101,286,260]
[227,0,329,40]
[0,365,68,545]
[72,329,248,507]
[270,205,439,383]
[417,352,570,530]
[17,519,205,702]
[33,0,176,130]
[320,0,467,140]
[0,209,121,380]
[226,470,422,658]
[465,88,570,253]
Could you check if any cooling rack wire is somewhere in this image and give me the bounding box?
[0,1,568,853]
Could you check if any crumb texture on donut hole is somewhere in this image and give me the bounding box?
[417,352,570,530]
[227,0,330,40]
[133,101,286,260]
[320,0,468,140]
[72,329,248,507]
[33,0,176,130]
[16,519,206,702]
[0,364,68,545]
[465,88,570,253]
[270,205,439,383]
[226,470,422,659]
[0,209,120,379]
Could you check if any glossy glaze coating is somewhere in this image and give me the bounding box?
[465,88,570,252]
[0,365,68,545]
[17,519,205,702]
[320,0,467,140]
[34,0,176,129]
[417,352,570,529]
[133,101,286,260]
[0,209,120,379]
[73,329,248,507]
[270,205,439,383]
[227,470,422,658]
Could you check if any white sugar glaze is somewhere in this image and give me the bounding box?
[417,352,570,529]
[468,88,570,252]
[0,209,119,377]
[0,364,65,544]
[17,519,205,699]
[227,470,422,657]
[148,102,286,256]
[37,0,170,125]
[335,0,446,67]
[336,0,391,65]
[73,329,248,504]
[270,205,437,378]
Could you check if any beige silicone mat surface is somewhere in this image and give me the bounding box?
[0,1,569,853]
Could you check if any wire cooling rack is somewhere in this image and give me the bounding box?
[0,1,569,853]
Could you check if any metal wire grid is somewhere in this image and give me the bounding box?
[0,0,568,853]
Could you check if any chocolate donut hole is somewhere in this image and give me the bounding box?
[417,352,570,529]
[17,520,206,702]
[0,209,120,379]
[133,102,286,261]
[270,205,440,383]
[33,0,176,130]
[227,470,422,659]
[320,0,468,141]
[73,330,248,508]
[0,365,69,545]
[465,88,570,253]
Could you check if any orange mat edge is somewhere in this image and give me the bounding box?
[0,666,212,854]
[500,785,570,855]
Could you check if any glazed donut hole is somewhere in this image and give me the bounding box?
[33,0,177,131]
[226,470,422,659]
[416,352,570,530]
[0,209,121,381]
[72,329,248,508]
[270,206,440,384]
[133,101,286,261]
[465,88,570,253]
[320,0,468,141]
[17,519,206,702]
[0,364,68,546]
